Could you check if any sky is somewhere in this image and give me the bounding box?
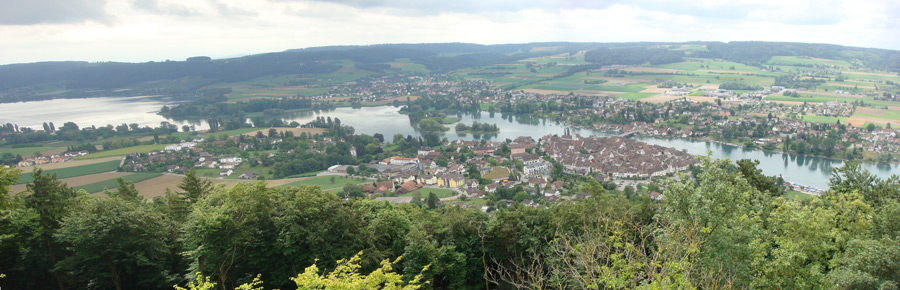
[1,0,898,64]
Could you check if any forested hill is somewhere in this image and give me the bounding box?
[1,41,898,102]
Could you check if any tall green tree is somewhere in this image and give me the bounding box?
[181,183,278,290]
[178,168,214,204]
[17,169,83,290]
[55,196,171,290]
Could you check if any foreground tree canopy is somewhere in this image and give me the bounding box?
[0,158,898,289]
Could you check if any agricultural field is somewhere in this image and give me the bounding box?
[767,56,854,67]
[278,175,371,191]
[77,144,166,159]
[0,145,67,157]
[398,187,457,198]
[801,114,849,125]
[77,173,163,193]
[16,160,120,184]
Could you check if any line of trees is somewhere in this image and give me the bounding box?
[1,157,898,289]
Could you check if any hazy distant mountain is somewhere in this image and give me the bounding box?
[0,41,897,103]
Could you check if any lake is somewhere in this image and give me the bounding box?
[0,96,206,130]
[1,100,896,188]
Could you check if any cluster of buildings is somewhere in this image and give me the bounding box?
[16,150,90,167]
[541,134,696,178]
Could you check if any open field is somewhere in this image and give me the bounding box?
[77,173,163,193]
[16,160,120,184]
[8,171,130,194]
[130,175,249,199]
[279,175,370,191]
[642,94,683,103]
[638,85,669,94]
[16,156,121,171]
[767,56,853,67]
[624,67,678,73]
[78,144,166,159]
[0,145,67,157]
[240,127,327,137]
[846,116,898,127]
[801,115,849,124]
[398,188,456,198]
[618,92,659,101]
[855,107,887,116]
[483,167,510,180]
[785,190,814,201]
[686,96,718,103]
[573,90,626,97]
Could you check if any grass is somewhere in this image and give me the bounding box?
[801,114,850,124]
[0,145,66,157]
[854,110,900,121]
[285,171,325,178]
[618,92,658,101]
[398,188,456,198]
[461,197,488,206]
[194,168,221,178]
[785,190,814,201]
[279,175,370,191]
[483,167,510,180]
[17,160,120,184]
[767,56,853,67]
[77,173,163,193]
[77,144,166,159]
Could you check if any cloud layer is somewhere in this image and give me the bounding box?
[0,0,897,64]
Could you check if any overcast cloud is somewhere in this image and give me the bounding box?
[0,0,897,64]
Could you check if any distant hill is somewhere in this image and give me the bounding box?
[0,41,897,103]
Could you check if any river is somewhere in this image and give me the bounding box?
[279,106,898,189]
[1,99,896,188]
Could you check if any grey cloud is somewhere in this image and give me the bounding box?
[208,0,256,17]
[274,0,596,14]
[0,0,110,25]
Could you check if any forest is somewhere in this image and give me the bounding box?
[0,157,897,290]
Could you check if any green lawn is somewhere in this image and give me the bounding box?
[17,160,121,184]
[398,188,456,198]
[853,109,900,121]
[785,190,814,201]
[279,175,370,191]
[77,144,166,159]
[285,171,325,178]
[77,173,163,194]
[802,114,849,124]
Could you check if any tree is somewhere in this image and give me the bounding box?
[829,237,900,289]
[346,166,356,176]
[866,122,876,132]
[0,166,20,207]
[181,183,278,290]
[623,185,635,199]
[55,196,171,290]
[330,176,336,184]
[107,177,140,201]
[178,168,213,204]
[426,192,440,209]
[20,169,82,290]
